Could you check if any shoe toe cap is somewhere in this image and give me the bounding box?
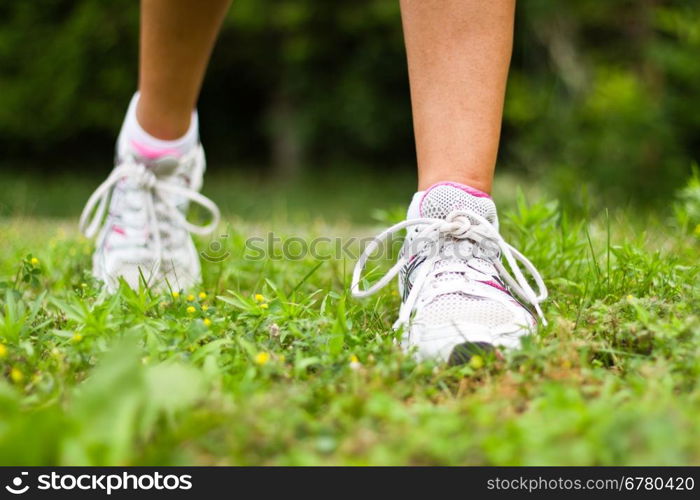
[405,318,533,363]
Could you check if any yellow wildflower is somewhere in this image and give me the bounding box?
[187,294,195,302]
[254,293,266,303]
[203,318,212,327]
[71,333,83,343]
[30,257,39,266]
[172,291,180,299]
[187,306,196,314]
[10,368,23,383]
[0,344,7,358]
[198,292,207,300]
[260,303,269,310]
[254,352,270,365]
[202,305,209,311]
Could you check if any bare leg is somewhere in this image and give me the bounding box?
[400,0,515,193]
[137,0,232,139]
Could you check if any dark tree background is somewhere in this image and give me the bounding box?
[0,0,698,203]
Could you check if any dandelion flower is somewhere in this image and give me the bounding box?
[199,292,207,300]
[254,293,266,303]
[254,352,270,365]
[187,306,196,314]
[0,344,7,358]
[187,294,195,302]
[30,257,39,266]
[172,291,180,299]
[203,318,212,327]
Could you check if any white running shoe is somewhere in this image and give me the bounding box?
[79,135,220,292]
[352,182,547,365]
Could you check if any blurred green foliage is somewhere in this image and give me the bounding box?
[0,0,698,203]
[507,0,700,203]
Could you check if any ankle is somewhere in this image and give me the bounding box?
[136,99,193,140]
[417,174,492,194]
[119,93,199,159]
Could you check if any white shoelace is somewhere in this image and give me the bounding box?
[351,209,548,328]
[79,159,220,280]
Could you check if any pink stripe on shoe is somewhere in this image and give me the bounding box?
[130,139,182,160]
[481,279,508,293]
[423,181,491,199]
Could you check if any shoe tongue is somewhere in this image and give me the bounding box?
[420,182,497,224]
[147,156,180,178]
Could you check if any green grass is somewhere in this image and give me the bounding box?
[0,172,699,465]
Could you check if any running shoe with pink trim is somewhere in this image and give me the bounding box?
[79,134,220,292]
[352,182,547,365]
